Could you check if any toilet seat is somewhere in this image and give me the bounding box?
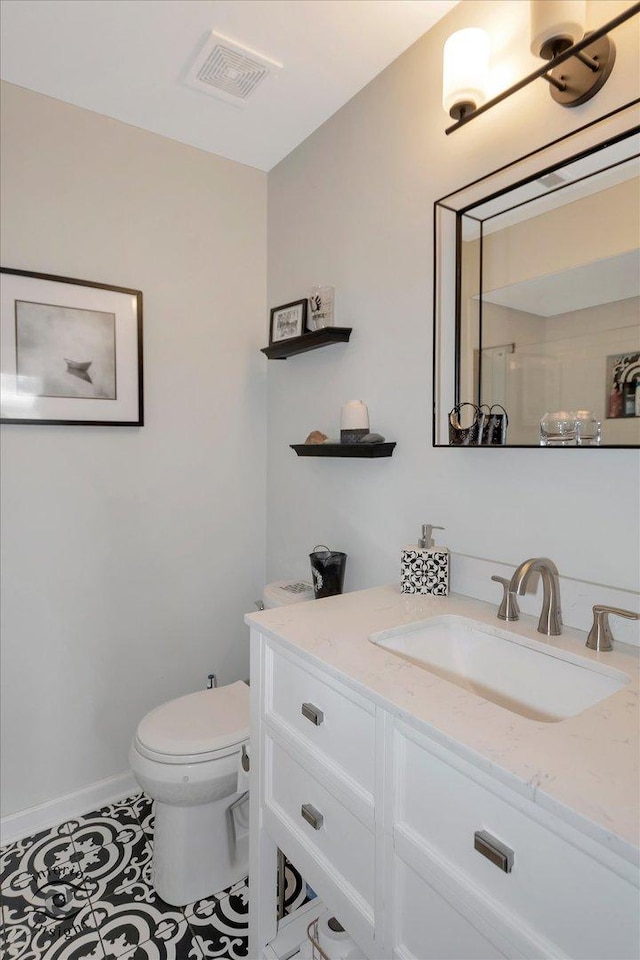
[135,680,249,765]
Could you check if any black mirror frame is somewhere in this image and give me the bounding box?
[433,99,640,449]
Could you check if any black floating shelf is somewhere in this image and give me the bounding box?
[261,327,352,359]
[291,442,396,458]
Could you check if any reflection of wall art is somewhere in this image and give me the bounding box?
[269,300,307,344]
[606,352,640,419]
[1,268,143,425]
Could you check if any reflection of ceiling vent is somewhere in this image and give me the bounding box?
[185,32,282,107]
[538,172,566,189]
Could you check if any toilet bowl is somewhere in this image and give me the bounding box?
[130,580,314,906]
[129,680,249,906]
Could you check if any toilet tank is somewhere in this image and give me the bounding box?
[262,580,315,609]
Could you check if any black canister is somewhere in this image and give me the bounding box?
[309,545,347,599]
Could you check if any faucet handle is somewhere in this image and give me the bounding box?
[586,605,640,652]
[491,576,520,622]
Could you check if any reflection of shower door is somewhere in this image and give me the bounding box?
[505,352,563,444]
[477,344,513,407]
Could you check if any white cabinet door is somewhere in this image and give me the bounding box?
[393,855,508,960]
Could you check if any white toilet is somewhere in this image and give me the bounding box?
[129,680,250,906]
[129,580,314,907]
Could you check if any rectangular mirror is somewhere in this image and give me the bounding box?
[434,106,640,447]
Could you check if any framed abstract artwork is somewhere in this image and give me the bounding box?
[1,268,143,425]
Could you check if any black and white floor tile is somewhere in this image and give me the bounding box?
[1,793,311,960]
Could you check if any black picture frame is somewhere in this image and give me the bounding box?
[269,299,307,345]
[1,267,143,426]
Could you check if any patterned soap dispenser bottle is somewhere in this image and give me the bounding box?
[401,524,449,596]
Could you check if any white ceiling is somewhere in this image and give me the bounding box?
[0,0,458,172]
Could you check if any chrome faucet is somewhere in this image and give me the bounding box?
[509,558,562,636]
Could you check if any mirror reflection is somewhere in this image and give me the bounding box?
[434,118,640,447]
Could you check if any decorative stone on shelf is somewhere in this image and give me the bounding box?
[304,431,328,444]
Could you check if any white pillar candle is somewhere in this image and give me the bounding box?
[341,400,369,431]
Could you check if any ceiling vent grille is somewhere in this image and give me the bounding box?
[538,172,566,189]
[185,32,282,107]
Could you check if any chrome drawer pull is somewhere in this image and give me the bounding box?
[474,830,514,873]
[301,702,324,726]
[301,803,324,830]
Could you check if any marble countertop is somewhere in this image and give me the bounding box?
[246,585,640,867]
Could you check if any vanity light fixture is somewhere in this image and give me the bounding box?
[442,28,490,121]
[531,0,616,109]
[444,0,640,134]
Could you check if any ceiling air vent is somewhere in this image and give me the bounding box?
[185,32,282,107]
[537,172,566,189]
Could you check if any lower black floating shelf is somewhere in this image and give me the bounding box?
[290,442,396,458]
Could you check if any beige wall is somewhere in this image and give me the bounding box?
[266,2,640,594]
[482,178,640,291]
[0,82,267,816]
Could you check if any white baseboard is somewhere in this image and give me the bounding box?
[0,770,138,847]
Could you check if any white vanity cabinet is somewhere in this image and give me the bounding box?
[391,722,639,959]
[249,630,640,960]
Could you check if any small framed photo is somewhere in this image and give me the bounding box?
[1,267,143,426]
[269,299,307,345]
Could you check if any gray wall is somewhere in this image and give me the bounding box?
[0,83,267,816]
[266,1,640,592]
[1,0,639,821]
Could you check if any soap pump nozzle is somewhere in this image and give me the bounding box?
[419,524,444,549]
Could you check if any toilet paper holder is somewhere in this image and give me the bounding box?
[306,914,364,960]
[306,919,332,960]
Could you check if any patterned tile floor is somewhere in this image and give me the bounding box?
[0,793,310,960]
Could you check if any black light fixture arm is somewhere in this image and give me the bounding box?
[574,49,600,72]
[542,73,566,92]
[445,1,640,135]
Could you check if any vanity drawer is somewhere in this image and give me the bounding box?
[265,733,375,915]
[266,644,375,795]
[396,724,639,959]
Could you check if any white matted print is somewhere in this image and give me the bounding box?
[1,269,143,425]
[269,299,307,344]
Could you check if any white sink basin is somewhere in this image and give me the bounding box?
[370,615,630,722]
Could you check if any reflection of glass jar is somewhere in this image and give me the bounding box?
[540,411,577,446]
[575,410,601,446]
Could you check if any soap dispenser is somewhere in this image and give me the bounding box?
[401,524,449,596]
